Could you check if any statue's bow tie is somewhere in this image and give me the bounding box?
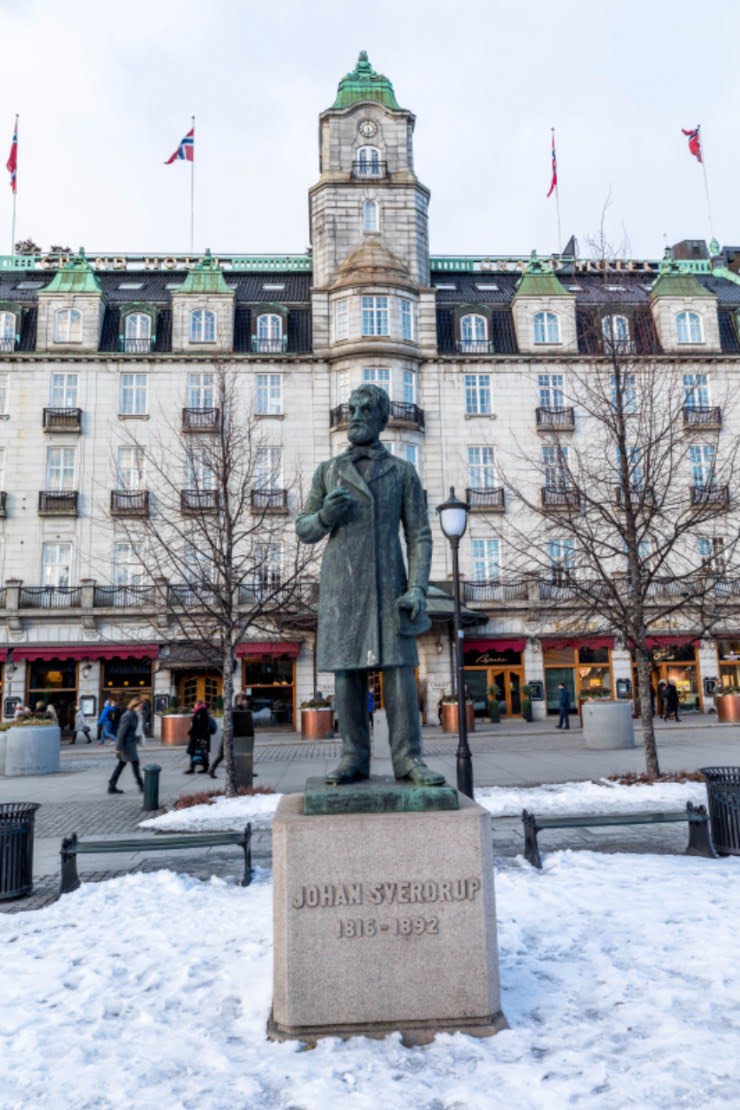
[349,446,385,462]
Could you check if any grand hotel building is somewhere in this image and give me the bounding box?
[1,52,740,734]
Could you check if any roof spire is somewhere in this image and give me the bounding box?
[332,52,402,111]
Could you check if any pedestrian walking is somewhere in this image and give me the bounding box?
[657,680,667,720]
[73,704,92,744]
[135,703,146,748]
[665,680,681,722]
[368,689,375,731]
[185,702,212,775]
[556,682,571,729]
[107,698,144,794]
[97,697,119,745]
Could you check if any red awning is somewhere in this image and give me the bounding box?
[11,644,159,662]
[235,641,301,659]
[541,635,615,651]
[644,635,699,650]
[0,649,7,663]
[463,638,527,653]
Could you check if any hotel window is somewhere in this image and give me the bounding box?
[42,542,72,587]
[363,199,379,232]
[187,371,215,409]
[125,312,152,342]
[251,542,283,598]
[356,146,381,177]
[117,445,145,490]
[538,373,564,408]
[400,299,415,341]
[190,308,216,343]
[50,372,79,408]
[402,370,416,405]
[610,371,637,414]
[542,444,569,489]
[335,298,349,341]
[683,373,709,409]
[46,446,75,491]
[391,442,420,472]
[471,538,500,581]
[0,310,16,350]
[689,444,716,488]
[698,535,725,572]
[54,308,82,343]
[256,313,283,351]
[676,311,703,344]
[254,447,283,490]
[362,367,391,396]
[460,313,488,353]
[467,446,496,489]
[185,448,216,490]
[547,538,575,581]
[464,373,492,415]
[602,314,631,350]
[361,296,389,336]
[256,373,282,415]
[120,373,148,416]
[336,370,350,405]
[114,542,144,587]
[0,372,9,415]
[533,311,560,344]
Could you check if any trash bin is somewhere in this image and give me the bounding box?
[700,767,740,856]
[233,710,255,790]
[0,802,41,900]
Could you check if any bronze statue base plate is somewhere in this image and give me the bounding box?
[303,775,459,815]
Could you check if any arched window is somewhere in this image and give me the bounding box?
[0,310,16,351]
[190,308,216,343]
[459,313,489,353]
[602,314,631,349]
[54,308,82,343]
[254,313,284,353]
[124,312,152,353]
[676,310,703,344]
[363,199,379,233]
[533,311,560,344]
[356,146,382,178]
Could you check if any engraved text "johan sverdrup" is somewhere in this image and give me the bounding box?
[292,878,481,910]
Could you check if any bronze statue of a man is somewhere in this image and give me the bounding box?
[296,384,444,787]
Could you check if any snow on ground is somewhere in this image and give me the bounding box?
[2,853,739,1108]
[140,792,282,831]
[476,779,708,818]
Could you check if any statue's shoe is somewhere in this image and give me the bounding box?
[401,761,446,787]
[325,762,369,785]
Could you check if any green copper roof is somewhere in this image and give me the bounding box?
[331,51,401,110]
[42,248,102,294]
[178,249,233,295]
[514,251,572,298]
[649,257,712,299]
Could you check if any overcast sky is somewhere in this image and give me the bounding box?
[0,0,737,260]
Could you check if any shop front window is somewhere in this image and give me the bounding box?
[242,657,295,727]
[28,658,78,730]
[718,641,740,688]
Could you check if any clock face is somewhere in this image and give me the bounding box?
[358,119,378,139]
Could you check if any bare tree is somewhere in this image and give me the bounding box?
[112,361,318,795]
[495,258,740,777]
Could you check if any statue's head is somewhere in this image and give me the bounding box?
[347,384,390,445]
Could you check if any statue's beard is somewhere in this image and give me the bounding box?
[348,424,377,445]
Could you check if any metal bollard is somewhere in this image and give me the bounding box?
[142,764,162,811]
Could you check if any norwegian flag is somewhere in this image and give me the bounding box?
[6,117,17,193]
[164,126,194,164]
[682,125,702,163]
[546,130,557,198]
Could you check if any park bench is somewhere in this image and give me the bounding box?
[521,802,716,869]
[59,824,252,895]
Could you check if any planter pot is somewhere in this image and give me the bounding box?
[715,695,740,723]
[160,715,192,746]
[301,707,335,740]
[582,701,635,750]
[3,725,61,776]
[440,702,475,734]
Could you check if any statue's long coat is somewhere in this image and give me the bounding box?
[295,449,432,672]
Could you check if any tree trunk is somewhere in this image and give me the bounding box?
[222,647,236,797]
[635,650,660,778]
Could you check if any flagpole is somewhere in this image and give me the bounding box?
[190,115,195,254]
[698,126,715,247]
[10,115,17,255]
[552,128,562,253]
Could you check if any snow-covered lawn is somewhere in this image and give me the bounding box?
[2,852,739,1108]
[140,780,708,832]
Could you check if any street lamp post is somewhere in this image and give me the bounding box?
[436,486,473,798]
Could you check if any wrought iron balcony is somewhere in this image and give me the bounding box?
[541,486,580,510]
[329,400,425,430]
[614,485,656,508]
[351,160,388,179]
[19,586,82,609]
[167,583,217,606]
[43,407,82,432]
[93,585,156,607]
[455,340,494,355]
[38,490,78,515]
[463,579,528,603]
[251,337,287,354]
[0,337,15,353]
[0,491,6,518]
[250,488,288,514]
[110,490,150,517]
[690,484,729,510]
[536,406,575,431]
[182,407,221,432]
[238,580,284,606]
[465,487,505,512]
[121,337,154,354]
[180,489,219,514]
[683,405,722,430]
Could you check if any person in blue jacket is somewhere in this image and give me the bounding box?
[556,682,571,730]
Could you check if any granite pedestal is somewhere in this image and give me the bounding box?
[269,781,506,1045]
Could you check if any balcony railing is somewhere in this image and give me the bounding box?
[251,336,287,354]
[93,585,156,607]
[110,490,150,516]
[19,586,82,609]
[0,337,15,353]
[121,337,154,354]
[167,583,217,606]
[182,407,221,432]
[541,486,580,510]
[683,405,722,430]
[351,160,388,179]
[690,484,730,510]
[536,406,575,431]
[614,485,656,508]
[43,407,82,432]
[538,579,579,601]
[38,491,78,515]
[251,488,288,514]
[466,487,505,512]
[463,579,528,603]
[329,400,425,430]
[455,340,494,355]
[0,490,6,518]
[180,489,219,514]
[238,580,285,606]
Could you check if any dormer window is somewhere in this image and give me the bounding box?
[253,313,284,354]
[363,199,379,233]
[459,313,489,354]
[602,314,632,351]
[54,308,82,343]
[533,311,560,344]
[124,312,152,354]
[190,308,216,344]
[0,310,16,352]
[676,310,703,344]
[356,146,382,178]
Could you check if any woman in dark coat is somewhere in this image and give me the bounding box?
[185,702,211,775]
[664,681,681,722]
[108,698,144,794]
